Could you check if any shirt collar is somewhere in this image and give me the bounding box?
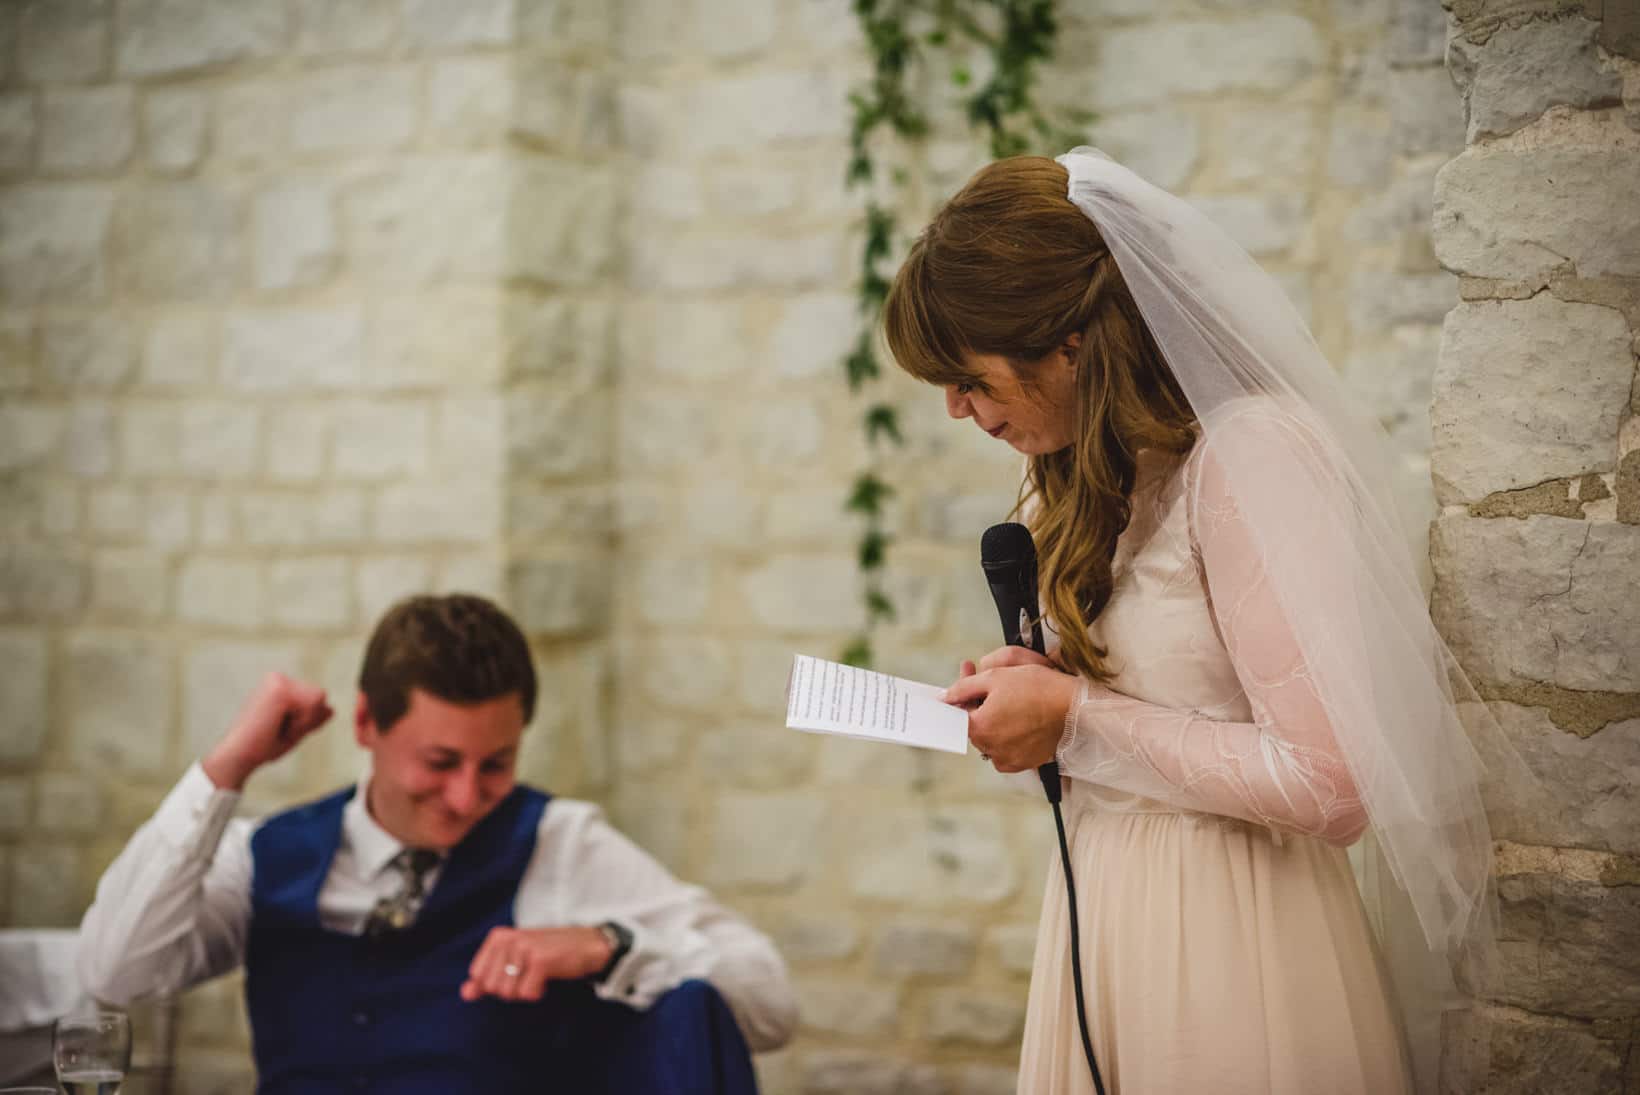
[343,778,426,881]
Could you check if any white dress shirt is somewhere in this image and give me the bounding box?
[77,764,796,1052]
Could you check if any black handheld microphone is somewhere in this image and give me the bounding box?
[980,522,1061,804]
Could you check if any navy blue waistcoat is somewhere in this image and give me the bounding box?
[245,784,597,1095]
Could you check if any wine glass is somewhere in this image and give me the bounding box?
[52,1010,131,1095]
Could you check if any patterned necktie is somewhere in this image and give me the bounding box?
[365,848,441,937]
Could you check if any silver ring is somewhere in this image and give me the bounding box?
[503,963,521,978]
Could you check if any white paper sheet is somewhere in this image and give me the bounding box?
[784,653,969,755]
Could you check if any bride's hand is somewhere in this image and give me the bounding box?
[943,663,1080,773]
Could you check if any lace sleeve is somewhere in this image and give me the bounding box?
[1055,416,1369,846]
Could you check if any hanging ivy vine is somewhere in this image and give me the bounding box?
[840,0,1090,667]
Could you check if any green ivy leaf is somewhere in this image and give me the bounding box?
[839,637,873,668]
[864,405,903,445]
[847,474,894,515]
[866,589,897,623]
[859,529,889,570]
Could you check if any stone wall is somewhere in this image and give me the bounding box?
[0,0,1489,1092]
[1428,2,1640,1091]
[0,0,618,1085]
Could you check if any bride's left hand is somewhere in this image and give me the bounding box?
[944,662,1081,773]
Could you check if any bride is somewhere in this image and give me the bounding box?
[882,149,1499,1094]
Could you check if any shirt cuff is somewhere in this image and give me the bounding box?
[153,762,242,862]
[590,921,648,1007]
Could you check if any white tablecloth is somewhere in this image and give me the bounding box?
[0,929,87,1084]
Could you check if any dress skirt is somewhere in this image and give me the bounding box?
[1016,783,1413,1095]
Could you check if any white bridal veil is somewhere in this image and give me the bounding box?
[1055,147,1504,1089]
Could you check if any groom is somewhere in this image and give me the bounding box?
[78,593,794,1092]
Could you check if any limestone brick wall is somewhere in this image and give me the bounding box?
[1428,3,1640,1091]
[0,0,617,1086]
[2,1,1488,1093]
[612,2,1464,1092]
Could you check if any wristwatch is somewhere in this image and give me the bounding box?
[593,920,633,982]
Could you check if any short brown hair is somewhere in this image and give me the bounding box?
[358,594,537,731]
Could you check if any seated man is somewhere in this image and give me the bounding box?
[78,594,796,1093]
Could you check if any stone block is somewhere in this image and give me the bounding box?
[509,160,616,282]
[635,637,732,713]
[116,0,285,78]
[740,555,862,633]
[1326,109,1393,188]
[989,922,1038,974]
[632,555,710,627]
[872,922,977,977]
[1079,109,1199,191]
[694,0,776,58]
[375,482,502,544]
[65,400,114,479]
[183,641,304,762]
[1432,296,1630,502]
[925,989,1026,1046]
[623,299,749,379]
[1431,516,1640,690]
[685,70,847,149]
[1387,65,1465,155]
[371,290,505,389]
[253,182,337,291]
[290,66,417,154]
[771,915,858,964]
[343,156,510,285]
[41,87,134,174]
[0,780,26,831]
[91,549,170,620]
[1215,106,1318,186]
[224,308,365,390]
[0,313,34,392]
[114,183,240,301]
[1489,851,1640,1019]
[765,293,853,380]
[1350,270,1457,331]
[705,792,825,890]
[728,398,824,469]
[0,92,32,174]
[506,387,609,477]
[798,1051,944,1095]
[629,164,704,223]
[356,557,434,622]
[268,557,353,630]
[1389,0,1449,65]
[11,844,84,928]
[428,57,512,142]
[143,86,208,172]
[35,774,103,833]
[1189,193,1308,257]
[797,978,901,1037]
[1434,118,1640,280]
[42,314,133,388]
[263,407,327,482]
[432,395,503,478]
[0,631,48,763]
[847,806,1017,904]
[117,402,180,476]
[1092,16,1322,109]
[1449,16,1621,141]
[954,1065,1018,1095]
[1439,1004,1629,1094]
[180,402,260,479]
[0,402,65,470]
[177,557,265,629]
[683,482,762,548]
[507,554,607,635]
[18,0,110,82]
[0,183,115,304]
[401,0,515,47]
[214,80,290,167]
[330,399,430,479]
[1347,163,1440,244]
[696,720,813,789]
[244,489,367,546]
[142,311,214,387]
[630,230,837,291]
[615,389,715,472]
[1478,702,1640,854]
[293,0,398,56]
[65,631,173,775]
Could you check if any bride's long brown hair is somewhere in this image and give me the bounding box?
[884,156,1197,681]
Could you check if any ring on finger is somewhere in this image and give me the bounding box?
[503,962,521,978]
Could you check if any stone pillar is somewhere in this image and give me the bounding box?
[1429,2,1640,1090]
